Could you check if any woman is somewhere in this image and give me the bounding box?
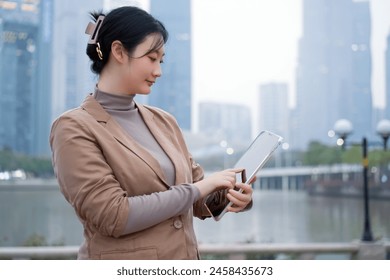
[50,6,253,260]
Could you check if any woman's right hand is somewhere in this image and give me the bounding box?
[193,169,240,198]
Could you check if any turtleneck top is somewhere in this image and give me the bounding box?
[92,88,201,235]
[93,89,176,185]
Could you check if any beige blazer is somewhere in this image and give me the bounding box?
[50,94,208,259]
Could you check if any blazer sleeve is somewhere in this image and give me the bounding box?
[190,154,214,219]
[191,155,253,219]
[50,113,129,238]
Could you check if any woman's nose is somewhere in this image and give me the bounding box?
[153,64,162,77]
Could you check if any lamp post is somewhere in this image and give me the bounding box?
[333,119,390,242]
[361,137,372,241]
[376,119,390,151]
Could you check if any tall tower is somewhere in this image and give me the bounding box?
[103,0,149,11]
[198,102,252,147]
[349,1,372,139]
[386,32,390,119]
[258,83,290,142]
[293,0,372,149]
[51,0,104,121]
[0,0,53,156]
[148,0,192,130]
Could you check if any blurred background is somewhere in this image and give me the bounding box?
[0,0,389,258]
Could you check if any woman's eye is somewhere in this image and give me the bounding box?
[148,56,163,63]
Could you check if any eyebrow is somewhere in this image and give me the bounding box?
[153,49,165,56]
[150,51,165,58]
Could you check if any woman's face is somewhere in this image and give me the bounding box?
[123,34,165,95]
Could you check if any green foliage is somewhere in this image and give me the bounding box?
[23,234,48,246]
[3,139,384,179]
[302,141,390,166]
[303,141,342,165]
[23,234,65,247]
[196,151,244,171]
[0,148,18,170]
[340,145,361,164]
[368,149,390,165]
[200,252,276,260]
[0,149,54,177]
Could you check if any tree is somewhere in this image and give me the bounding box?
[0,149,54,178]
[303,141,342,165]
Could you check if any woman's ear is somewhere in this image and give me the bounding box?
[110,40,127,63]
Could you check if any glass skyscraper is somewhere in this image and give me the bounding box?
[51,0,103,121]
[386,32,390,119]
[293,0,372,149]
[0,0,53,156]
[148,0,192,130]
[199,102,252,148]
[258,83,289,142]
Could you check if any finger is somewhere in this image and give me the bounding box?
[219,176,235,189]
[224,172,237,185]
[226,191,250,207]
[222,179,235,189]
[225,168,245,175]
[249,176,257,184]
[227,204,245,213]
[229,192,251,207]
[226,197,246,212]
[226,171,238,180]
[235,183,253,194]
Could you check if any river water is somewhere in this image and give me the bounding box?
[0,185,389,246]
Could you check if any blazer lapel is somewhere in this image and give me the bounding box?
[137,104,186,185]
[80,95,170,187]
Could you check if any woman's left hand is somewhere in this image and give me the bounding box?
[226,182,253,213]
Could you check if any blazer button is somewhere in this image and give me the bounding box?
[173,219,183,229]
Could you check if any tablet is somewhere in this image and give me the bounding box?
[204,130,283,221]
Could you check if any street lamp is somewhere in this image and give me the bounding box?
[333,119,390,242]
[333,119,353,148]
[376,119,390,150]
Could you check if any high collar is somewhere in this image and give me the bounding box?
[93,87,136,111]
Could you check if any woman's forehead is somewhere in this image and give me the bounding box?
[133,34,165,56]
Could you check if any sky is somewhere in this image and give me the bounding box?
[191,0,390,129]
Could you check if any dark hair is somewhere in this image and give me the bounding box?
[86,6,168,74]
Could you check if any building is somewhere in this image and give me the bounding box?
[51,0,104,122]
[258,83,290,142]
[386,32,390,119]
[198,101,252,148]
[293,0,372,150]
[103,0,148,11]
[0,0,53,156]
[148,0,192,130]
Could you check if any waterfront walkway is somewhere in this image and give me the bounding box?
[1,241,389,259]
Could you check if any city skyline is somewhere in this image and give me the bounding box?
[84,0,390,110]
[1,0,389,156]
[192,0,390,133]
[292,0,373,149]
[48,0,390,136]
[149,0,192,130]
[0,0,53,156]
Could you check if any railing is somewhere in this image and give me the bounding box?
[1,242,389,260]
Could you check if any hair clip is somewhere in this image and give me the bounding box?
[85,15,105,44]
[96,42,103,60]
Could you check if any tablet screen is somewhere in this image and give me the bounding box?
[234,130,283,184]
[204,130,283,221]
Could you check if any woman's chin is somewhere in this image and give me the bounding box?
[137,89,152,95]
